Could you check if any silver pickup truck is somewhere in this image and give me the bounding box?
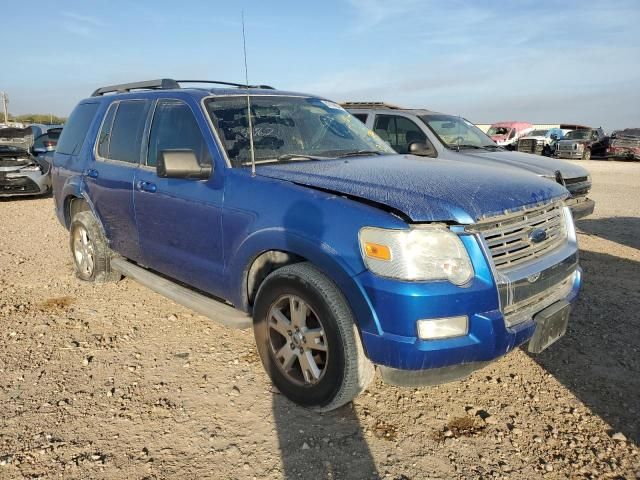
[344,102,595,219]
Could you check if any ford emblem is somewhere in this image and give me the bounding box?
[528,228,548,244]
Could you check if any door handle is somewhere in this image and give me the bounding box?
[85,169,99,178]
[136,180,157,193]
[143,182,157,193]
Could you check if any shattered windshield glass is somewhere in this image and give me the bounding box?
[204,96,394,167]
[486,126,510,136]
[421,115,498,149]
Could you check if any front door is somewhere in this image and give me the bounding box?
[83,99,150,262]
[133,98,225,298]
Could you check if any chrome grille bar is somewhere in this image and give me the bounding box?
[468,202,567,271]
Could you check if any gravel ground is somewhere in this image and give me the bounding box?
[0,160,638,479]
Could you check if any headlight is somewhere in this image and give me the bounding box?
[359,225,474,285]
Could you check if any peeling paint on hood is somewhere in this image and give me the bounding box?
[256,154,568,224]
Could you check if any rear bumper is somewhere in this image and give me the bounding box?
[566,197,595,220]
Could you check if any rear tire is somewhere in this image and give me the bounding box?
[69,211,120,283]
[253,262,374,411]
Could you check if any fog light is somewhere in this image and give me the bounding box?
[417,316,468,340]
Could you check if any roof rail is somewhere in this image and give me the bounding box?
[176,80,275,90]
[91,79,180,96]
[340,101,405,110]
[91,78,275,97]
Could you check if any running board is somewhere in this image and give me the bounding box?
[110,258,251,329]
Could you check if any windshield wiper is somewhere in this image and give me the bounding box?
[480,144,503,150]
[452,144,483,150]
[275,154,326,163]
[336,150,384,158]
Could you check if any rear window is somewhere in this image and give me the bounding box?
[56,103,99,155]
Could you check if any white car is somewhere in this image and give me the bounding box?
[0,127,52,197]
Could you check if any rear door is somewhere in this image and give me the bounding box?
[133,98,225,297]
[83,99,151,261]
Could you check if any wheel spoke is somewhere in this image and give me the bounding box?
[80,228,89,247]
[290,297,308,328]
[269,307,292,338]
[275,344,298,371]
[304,328,327,351]
[80,255,89,274]
[299,350,322,383]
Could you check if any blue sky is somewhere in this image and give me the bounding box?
[3,0,639,130]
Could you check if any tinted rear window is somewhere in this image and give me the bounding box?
[107,100,150,163]
[56,103,99,155]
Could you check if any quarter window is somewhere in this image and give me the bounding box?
[56,103,99,155]
[147,99,210,168]
[352,113,368,124]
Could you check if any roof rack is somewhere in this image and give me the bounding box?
[340,101,405,110]
[91,78,275,97]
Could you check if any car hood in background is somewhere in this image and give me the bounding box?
[0,127,34,151]
[453,149,589,179]
[256,155,567,224]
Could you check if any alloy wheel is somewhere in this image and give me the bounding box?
[267,294,328,385]
[72,225,95,277]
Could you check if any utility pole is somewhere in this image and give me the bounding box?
[0,92,8,125]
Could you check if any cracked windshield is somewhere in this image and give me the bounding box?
[205,96,394,166]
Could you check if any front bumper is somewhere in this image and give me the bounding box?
[556,150,584,159]
[0,171,50,197]
[566,196,595,220]
[351,234,581,385]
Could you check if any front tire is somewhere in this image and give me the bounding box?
[253,263,374,411]
[582,148,591,160]
[69,211,120,283]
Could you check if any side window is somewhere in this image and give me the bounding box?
[508,129,516,139]
[352,113,368,124]
[373,115,427,154]
[97,102,117,158]
[56,103,99,155]
[373,115,395,147]
[147,99,210,168]
[106,100,150,163]
[393,117,427,154]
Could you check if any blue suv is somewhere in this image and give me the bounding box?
[52,79,581,410]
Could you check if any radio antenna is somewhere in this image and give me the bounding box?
[242,11,257,177]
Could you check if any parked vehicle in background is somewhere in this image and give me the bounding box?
[344,103,595,219]
[52,79,582,410]
[0,127,52,196]
[556,128,608,160]
[517,128,567,156]
[33,127,63,156]
[487,121,533,150]
[605,128,640,161]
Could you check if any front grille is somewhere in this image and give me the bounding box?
[558,144,573,151]
[518,139,535,153]
[564,176,588,185]
[468,202,567,271]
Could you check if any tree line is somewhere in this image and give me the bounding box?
[3,113,67,125]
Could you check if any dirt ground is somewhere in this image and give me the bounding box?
[1,160,638,479]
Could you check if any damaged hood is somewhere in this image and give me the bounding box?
[451,149,589,179]
[256,155,567,224]
[0,128,34,152]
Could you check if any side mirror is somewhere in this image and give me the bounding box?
[408,142,436,157]
[157,149,212,179]
[550,134,558,140]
